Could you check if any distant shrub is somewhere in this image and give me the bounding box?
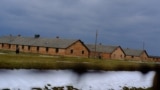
[123,86,152,90]
[66,86,79,90]
[1,88,10,90]
[31,87,42,90]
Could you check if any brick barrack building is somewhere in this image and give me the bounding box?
[0,35,159,62]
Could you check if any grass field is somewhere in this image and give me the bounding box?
[0,50,158,71]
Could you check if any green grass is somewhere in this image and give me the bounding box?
[0,50,158,71]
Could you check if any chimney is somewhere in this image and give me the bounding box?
[35,34,40,38]
[18,34,21,37]
[56,36,59,39]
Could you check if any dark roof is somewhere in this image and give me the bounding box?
[123,48,147,57]
[86,44,119,53]
[0,36,79,48]
[0,36,17,43]
[149,55,160,58]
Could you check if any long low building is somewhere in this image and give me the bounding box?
[0,35,89,58]
[86,44,150,61]
[149,56,160,62]
[122,48,149,61]
[86,44,125,60]
[0,35,158,61]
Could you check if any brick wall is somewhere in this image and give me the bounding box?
[111,47,125,60]
[101,53,111,59]
[125,51,149,61]
[10,44,16,51]
[88,47,125,60]
[141,52,148,61]
[0,43,2,49]
[51,48,66,56]
[88,52,96,58]
[151,58,160,62]
[2,43,10,50]
[23,46,30,52]
[66,41,89,58]
[88,52,107,59]
[125,56,140,60]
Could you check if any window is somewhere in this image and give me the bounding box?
[2,43,4,47]
[131,56,134,58]
[9,44,11,49]
[46,47,49,52]
[82,50,84,54]
[37,47,39,52]
[16,45,19,48]
[55,48,59,53]
[22,45,24,50]
[70,49,73,54]
[16,45,19,50]
[98,55,102,59]
[28,46,30,51]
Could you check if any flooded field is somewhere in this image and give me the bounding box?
[0,69,155,90]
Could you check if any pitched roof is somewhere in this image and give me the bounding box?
[0,36,79,48]
[0,36,17,44]
[123,48,147,57]
[149,55,160,58]
[86,44,119,53]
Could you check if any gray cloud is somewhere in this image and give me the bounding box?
[0,0,160,55]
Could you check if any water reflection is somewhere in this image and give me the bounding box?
[0,69,155,90]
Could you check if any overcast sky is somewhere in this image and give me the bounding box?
[0,0,160,56]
